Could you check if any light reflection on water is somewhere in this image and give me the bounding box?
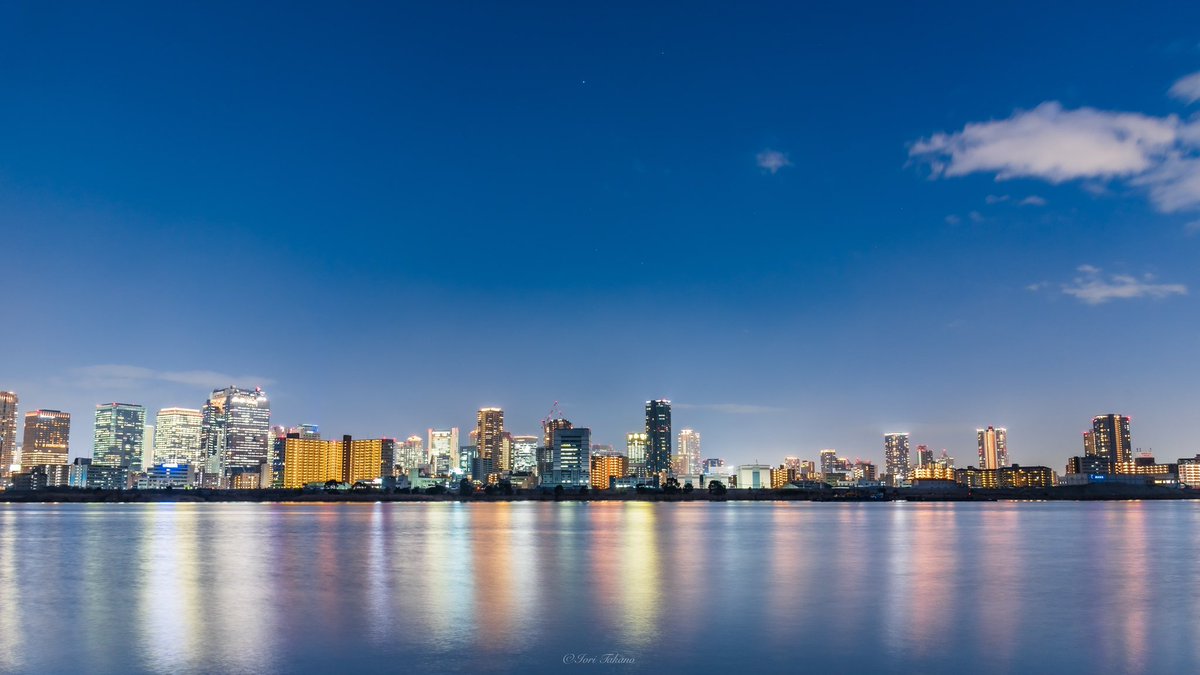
[0,501,1197,674]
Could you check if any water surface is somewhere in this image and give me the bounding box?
[0,501,1196,673]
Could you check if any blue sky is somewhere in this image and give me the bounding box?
[2,1,1199,469]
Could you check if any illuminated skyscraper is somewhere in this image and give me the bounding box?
[475,408,504,477]
[92,403,146,471]
[884,433,910,487]
[21,410,71,470]
[511,434,538,473]
[428,428,459,472]
[1091,414,1132,466]
[976,426,1008,470]
[0,391,17,479]
[200,386,271,477]
[626,432,649,477]
[645,399,672,476]
[396,435,425,473]
[342,435,383,484]
[1083,431,1096,456]
[674,428,701,476]
[541,417,572,476]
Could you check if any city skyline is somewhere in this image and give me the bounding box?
[0,383,1179,477]
[3,3,1200,470]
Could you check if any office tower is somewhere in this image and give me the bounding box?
[819,449,839,477]
[540,417,572,476]
[152,408,203,466]
[511,435,538,473]
[200,386,271,478]
[917,444,934,466]
[783,456,802,472]
[92,403,146,471]
[459,445,476,475]
[645,399,672,476]
[1091,414,1132,466]
[591,452,629,490]
[21,410,71,470]
[936,449,955,468]
[627,432,649,477]
[0,391,17,479]
[475,408,504,477]
[1083,431,1096,456]
[428,428,459,472]
[553,427,591,475]
[884,433,910,487]
[976,426,1008,470]
[675,429,701,476]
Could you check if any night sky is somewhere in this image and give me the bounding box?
[3,1,1199,468]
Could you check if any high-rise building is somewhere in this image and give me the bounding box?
[0,391,17,480]
[475,408,504,478]
[499,431,513,473]
[541,417,572,476]
[141,424,155,472]
[428,428,459,473]
[976,426,1008,470]
[341,435,383,485]
[380,438,397,478]
[1091,414,1132,466]
[21,410,71,471]
[645,399,672,476]
[819,449,839,477]
[511,435,538,473]
[200,386,271,479]
[627,432,649,477]
[591,452,629,490]
[675,428,701,476]
[884,433,911,487]
[396,436,425,473]
[281,435,342,488]
[916,444,934,466]
[553,427,591,476]
[1083,431,1096,457]
[92,403,146,471]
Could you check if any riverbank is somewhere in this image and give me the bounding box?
[1,482,1196,503]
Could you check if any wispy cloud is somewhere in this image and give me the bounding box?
[909,90,1200,213]
[1026,281,1050,292]
[674,402,786,414]
[70,364,274,390]
[1169,70,1200,104]
[755,149,792,174]
[1018,195,1047,206]
[1060,266,1187,305]
[944,214,961,225]
[985,194,1010,204]
[1185,219,1200,236]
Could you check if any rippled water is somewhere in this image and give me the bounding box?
[0,501,1197,674]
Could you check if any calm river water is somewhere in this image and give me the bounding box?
[0,501,1197,674]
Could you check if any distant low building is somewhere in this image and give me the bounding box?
[138,463,194,489]
[956,464,1054,489]
[1178,455,1200,488]
[736,464,773,489]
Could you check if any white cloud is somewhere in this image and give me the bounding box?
[968,210,984,223]
[910,95,1200,213]
[985,194,1010,204]
[71,364,274,390]
[1169,70,1200,104]
[673,402,785,414]
[1019,195,1047,206]
[1025,281,1050,292]
[756,149,792,174]
[1185,220,1200,235]
[944,214,961,225]
[1060,266,1187,305]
